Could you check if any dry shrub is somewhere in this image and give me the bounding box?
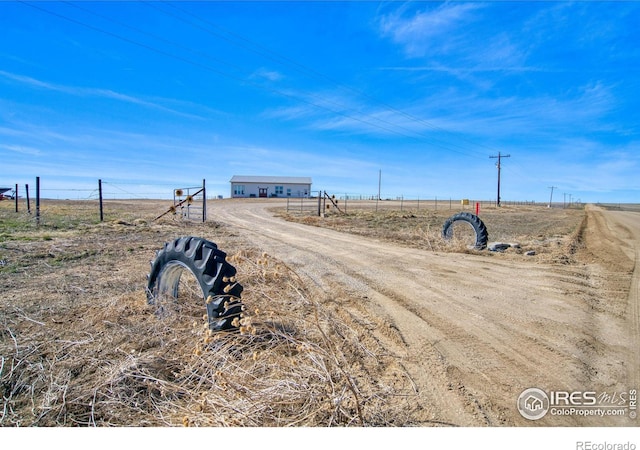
[1,248,416,427]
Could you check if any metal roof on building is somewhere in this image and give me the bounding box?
[230,176,312,185]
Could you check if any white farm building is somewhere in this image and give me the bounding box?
[230,176,312,198]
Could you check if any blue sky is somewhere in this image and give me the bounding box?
[1,1,639,202]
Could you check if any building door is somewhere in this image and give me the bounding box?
[258,188,268,198]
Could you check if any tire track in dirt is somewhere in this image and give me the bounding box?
[214,205,475,424]
[211,200,636,427]
[583,206,640,395]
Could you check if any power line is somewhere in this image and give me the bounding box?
[20,1,439,141]
[146,1,493,155]
[58,2,491,156]
[62,1,247,74]
[20,1,495,159]
[150,1,494,159]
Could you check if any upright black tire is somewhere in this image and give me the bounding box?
[441,212,489,250]
[146,236,243,331]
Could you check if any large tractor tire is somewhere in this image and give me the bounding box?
[146,236,243,331]
[441,212,489,250]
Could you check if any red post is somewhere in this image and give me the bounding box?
[475,202,480,216]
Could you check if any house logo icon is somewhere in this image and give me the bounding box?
[517,387,550,420]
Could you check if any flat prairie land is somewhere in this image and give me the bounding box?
[1,198,638,427]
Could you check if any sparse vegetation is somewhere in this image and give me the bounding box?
[276,203,585,261]
[0,199,589,426]
[0,200,416,426]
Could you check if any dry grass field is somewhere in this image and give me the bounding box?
[1,198,638,427]
[0,199,414,426]
[276,202,585,261]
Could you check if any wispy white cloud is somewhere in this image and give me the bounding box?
[499,137,640,201]
[0,70,204,120]
[376,3,537,88]
[377,65,546,74]
[2,2,635,203]
[0,143,42,156]
[260,91,409,137]
[262,104,318,122]
[0,125,29,138]
[378,3,484,58]
[260,78,616,151]
[250,67,284,82]
[471,32,527,68]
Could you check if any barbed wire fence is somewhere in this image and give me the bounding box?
[4,178,222,226]
[38,182,185,201]
[286,191,553,216]
[4,177,585,227]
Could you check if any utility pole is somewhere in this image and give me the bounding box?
[489,152,510,207]
[548,186,557,208]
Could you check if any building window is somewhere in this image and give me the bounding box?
[275,186,284,195]
[233,185,245,196]
[287,188,292,196]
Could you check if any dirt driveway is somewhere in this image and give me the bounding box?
[210,200,639,427]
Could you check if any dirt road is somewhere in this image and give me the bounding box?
[210,200,639,426]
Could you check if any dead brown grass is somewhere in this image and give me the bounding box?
[0,199,585,427]
[276,204,585,262]
[0,200,416,426]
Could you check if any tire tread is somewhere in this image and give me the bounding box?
[147,236,243,331]
[441,212,489,250]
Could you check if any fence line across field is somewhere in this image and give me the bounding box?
[285,196,476,215]
[6,177,584,226]
[286,192,544,215]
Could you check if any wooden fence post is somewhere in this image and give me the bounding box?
[25,184,31,214]
[202,179,206,223]
[35,177,40,226]
[98,179,104,222]
[322,191,326,216]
